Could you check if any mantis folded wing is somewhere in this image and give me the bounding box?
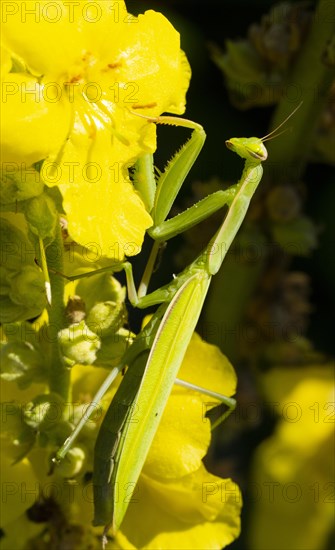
[95,271,211,534]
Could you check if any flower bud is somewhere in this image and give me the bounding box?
[23,392,64,432]
[76,273,126,312]
[54,446,86,478]
[86,300,125,337]
[0,216,47,322]
[24,193,58,240]
[95,328,133,368]
[1,216,30,272]
[58,321,101,366]
[0,165,44,205]
[9,265,46,306]
[0,340,46,389]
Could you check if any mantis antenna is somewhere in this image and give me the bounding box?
[260,101,303,141]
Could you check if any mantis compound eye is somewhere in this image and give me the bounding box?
[249,144,268,161]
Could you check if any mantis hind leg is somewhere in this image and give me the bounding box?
[174,378,236,429]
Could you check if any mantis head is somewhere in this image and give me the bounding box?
[226,101,303,163]
[225,137,268,161]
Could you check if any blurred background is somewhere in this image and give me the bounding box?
[129,1,335,549]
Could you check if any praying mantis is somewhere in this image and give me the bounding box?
[53,103,302,545]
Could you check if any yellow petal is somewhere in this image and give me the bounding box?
[177,333,237,403]
[261,365,334,460]
[142,333,237,479]
[71,364,112,399]
[1,74,70,165]
[249,364,335,550]
[119,465,242,549]
[143,393,211,479]
[0,455,39,527]
[1,1,85,77]
[79,1,128,57]
[1,44,12,77]
[107,10,191,116]
[47,108,152,260]
[59,173,151,260]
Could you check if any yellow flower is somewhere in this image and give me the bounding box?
[248,364,334,550]
[1,1,191,259]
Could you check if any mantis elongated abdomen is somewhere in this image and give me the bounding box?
[95,271,211,534]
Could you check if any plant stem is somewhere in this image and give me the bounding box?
[266,0,335,182]
[46,224,70,401]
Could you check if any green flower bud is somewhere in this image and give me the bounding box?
[24,193,58,240]
[0,216,47,322]
[54,446,86,478]
[76,272,126,312]
[0,266,11,295]
[2,419,36,463]
[0,165,44,205]
[39,419,74,449]
[58,320,101,366]
[0,216,31,272]
[23,392,64,432]
[0,340,46,388]
[86,300,125,337]
[210,2,312,109]
[96,328,134,368]
[0,295,31,324]
[9,265,46,309]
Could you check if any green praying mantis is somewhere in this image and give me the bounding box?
[52,103,302,545]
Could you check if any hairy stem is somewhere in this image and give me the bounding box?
[46,224,70,401]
